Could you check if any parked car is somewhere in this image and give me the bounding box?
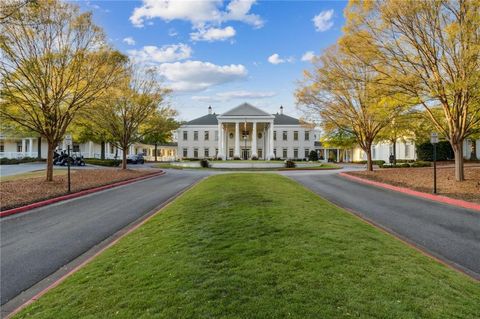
[127,154,145,164]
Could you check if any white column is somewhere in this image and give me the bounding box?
[217,121,224,159]
[268,122,275,159]
[337,149,340,162]
[89,141,93,158]
[21,139,26,157]
[251,122,257,158]
[29,138,33,156]
[234,122,240,158]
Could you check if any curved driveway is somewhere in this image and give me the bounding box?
[1,169,211,306]
[2,167,479,312]
[282,169,480,279]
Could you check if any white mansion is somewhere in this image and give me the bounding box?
[178,103,338,160]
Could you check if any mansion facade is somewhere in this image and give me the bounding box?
[178,103,331,160]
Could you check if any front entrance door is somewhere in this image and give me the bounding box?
[241,148,250,160]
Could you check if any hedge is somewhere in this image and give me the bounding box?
[380,161,431,168]
[352,160,386,166]
[84,158,120,167]
[416,141,454,161]
[0,157,41,165]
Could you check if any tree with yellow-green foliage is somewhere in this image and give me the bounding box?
[85,67,171,169]
[342,0,480,181]
[0,0,126,181]
[296,44,406,171]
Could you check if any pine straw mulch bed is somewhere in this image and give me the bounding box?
[0,169,159,211]
[347,166,480,204]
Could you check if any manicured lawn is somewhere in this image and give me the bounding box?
[153,163,339,171]
[15,174,479,318]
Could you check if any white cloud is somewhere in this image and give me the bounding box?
[190,26,236,42]
[301,51,315,62]
[193,90,276,102]
[127,43,192,64]
[313,9,334,32]
[122,37,136,45]
[130,0,263,28]
[157,61,248,92]
[168,28,178,37]
[267,53,293,65]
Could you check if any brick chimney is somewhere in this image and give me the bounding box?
[208,105,212,114]
[280,105,283,115]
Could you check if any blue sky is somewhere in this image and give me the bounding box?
[78,0,347,121]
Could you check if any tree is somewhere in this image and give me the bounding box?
[296,45,404,171]
[308,150,318,162]
[86,67,170,169]
[141,107,179,162]
[0,0,126,180]
[343,0,480,180]
[375,112,416,164]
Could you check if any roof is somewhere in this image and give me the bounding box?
[221,103,272,117]
[185,113,218,125]
[273,113,300,125]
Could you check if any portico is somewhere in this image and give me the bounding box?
[216,104,275,160]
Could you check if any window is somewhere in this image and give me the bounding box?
[283,148,288,158]
[193,148,198,158]
[258,149,262,158]
[294,131,298,141]
[183,131,188,141]
[283,131,288,141]
[229,148,234,158]
[17,141,22,152]
[274,148,277,157]
[204,148,209,157]
[405,143,411,158]
[273,131,277,140]
[215,148,218,156]
[389,144,394,155]
[0,141,4,152]
[73,144,80,152]
[193,131,198,141]
[294,148,298,158]
[204,131,209,141]
[305,131,310,141]
[304,148,309,158]
[215,130,219,141]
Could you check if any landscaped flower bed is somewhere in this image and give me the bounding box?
[0,169,159,211]
[347,166,480,204]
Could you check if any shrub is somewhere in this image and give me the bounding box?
[251,156,258,160]
[353,160,385,166]
[308,150,319,161]
[284,160,296,168]
[84,158,120,167]
[200,159,210,168]
[410,161,431,167]
[234,156,241,160]
[416,141,453,161]
[0,157,40,165]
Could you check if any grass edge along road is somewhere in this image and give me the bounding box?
[14,174,479,318]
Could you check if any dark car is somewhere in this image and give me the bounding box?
[127,154,145,164]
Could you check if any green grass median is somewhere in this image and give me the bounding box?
[15,174,479,318]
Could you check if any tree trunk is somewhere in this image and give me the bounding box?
[122,150,127,169]
[154,143,158,162]
[101,141,105,160]
[37,137,42,160]
[366,149,373,171]
[46,142,54,181]
[452,141,465,181]
[470,140,477,161]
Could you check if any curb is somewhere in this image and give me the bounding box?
[0,171,165,218]
[339,172,480,212]
[4,176,205,319]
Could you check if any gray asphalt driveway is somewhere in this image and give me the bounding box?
[282,170,480,279]
[0,169,212,305]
